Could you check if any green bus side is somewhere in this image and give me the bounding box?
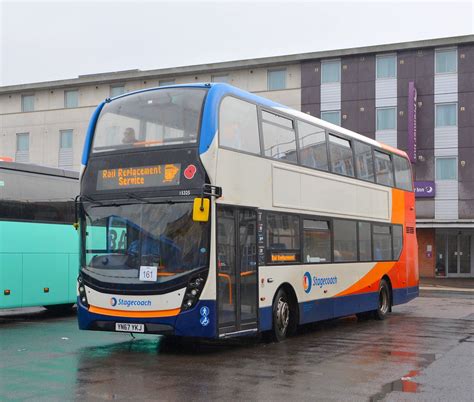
[0,221,79,309]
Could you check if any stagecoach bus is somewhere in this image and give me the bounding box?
[77,83,418,341]
[0,162,79,311]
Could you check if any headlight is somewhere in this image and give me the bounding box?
[181,275,206,310]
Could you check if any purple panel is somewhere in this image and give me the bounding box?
[407,81,417,163]
[302,86,320,105]
[413,149,434,181]
[301,61,321,87]
[414,181,435,198]
[341,100,359,132]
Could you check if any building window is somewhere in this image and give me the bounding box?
[374,151,394,187]
[219,97,260,154]
[435,103,457,127]
[373,225,392,261]
[16,133,30,163]
[266,213,300,264]
[376,55,397,79]
[321,110,341,125]
[376,107,396,130]
[354,141,374,182]
[297,121,328,171]
[321,60,341,83]
[159,79,175,86]
[212,74,229,83]
[358,222,372,261]
[436,157,457,180]
[329,134,354,177]
[435,49,457,74]
[261,111,297,162]
[303,219,331,263]
[110,85,125,97]
[16,133,29,152]
[267,69,286,91]
[64,90,79,108]
[333,219,357,262]
[60,130,73,149]
[21,95,34,112]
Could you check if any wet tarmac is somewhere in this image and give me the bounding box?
[1,293,473,401]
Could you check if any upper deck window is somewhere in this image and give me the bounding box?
[92,88,207,154]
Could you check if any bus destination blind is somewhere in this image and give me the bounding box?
[97,164,181,190]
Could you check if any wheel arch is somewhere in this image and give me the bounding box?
[273,282,300,327]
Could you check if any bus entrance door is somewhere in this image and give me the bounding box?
[217,206,258,337]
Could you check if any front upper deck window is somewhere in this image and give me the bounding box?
[92,88,207,153]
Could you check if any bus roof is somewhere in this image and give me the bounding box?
[0,161,79,179]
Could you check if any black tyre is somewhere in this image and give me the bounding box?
[356,311,372,321]
[271,288,294,342]
[373,279,391,320]
[44,303,75,313]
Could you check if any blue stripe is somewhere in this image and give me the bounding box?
[199,83,288,155]
[81,101,105,165]
[259,287,419,332]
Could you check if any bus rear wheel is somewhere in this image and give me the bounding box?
[373,279,391,320]
[271,288,295,342]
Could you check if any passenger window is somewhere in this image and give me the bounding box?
[266,214,300,263]
[329,135,354,177]
[373,225,392,261]
[262,111,297,163]
[354,141,374,182]
[393,154,413,191]
[333,219,357,262]
[374,151,394,186]
[392,225,403,260]
[358,221,372,261]
[297,121,328,171]
[219,97,260,155]
[303,219,331,263]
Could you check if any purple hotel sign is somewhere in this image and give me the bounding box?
[407,81,417,163]
[414,181,436,198]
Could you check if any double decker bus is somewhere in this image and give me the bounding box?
[0,162,79,311]
[77,83,418,341]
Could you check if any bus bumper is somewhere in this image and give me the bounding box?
[77,297,217,338]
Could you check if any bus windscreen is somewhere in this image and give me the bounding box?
[92,88,207,153]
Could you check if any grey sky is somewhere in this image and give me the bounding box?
[1,0,473,86]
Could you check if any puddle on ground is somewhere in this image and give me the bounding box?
[370,352,437,401]
[371,370,420,401]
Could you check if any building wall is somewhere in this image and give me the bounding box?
[458,43,474,219]
[0,64,301,171]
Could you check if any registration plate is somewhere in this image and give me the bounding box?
[115,323,145,333]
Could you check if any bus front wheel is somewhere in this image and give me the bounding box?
[271,288,294,342]
[373,279,391,320]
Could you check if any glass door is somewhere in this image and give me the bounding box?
[459,234,472,276]
[217,206,258,335]
[436,232,473,277]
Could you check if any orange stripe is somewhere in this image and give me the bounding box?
[391,188,406,224]
[88,305,181,318]
[335,261,396,297]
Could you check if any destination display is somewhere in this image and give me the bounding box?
[96,164,181,190]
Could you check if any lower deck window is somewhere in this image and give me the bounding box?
[373,225,392,260]
[333,219,357,262]
[303,219,331,263]
[266,213,300,263]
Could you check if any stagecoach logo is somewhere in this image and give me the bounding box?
[303,272,312,294]
[109,297,152,308]
[199,305,210,326]
[303,272,338,293]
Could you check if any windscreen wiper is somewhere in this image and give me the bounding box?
[126,193,148,203]
[80,195,104,206]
